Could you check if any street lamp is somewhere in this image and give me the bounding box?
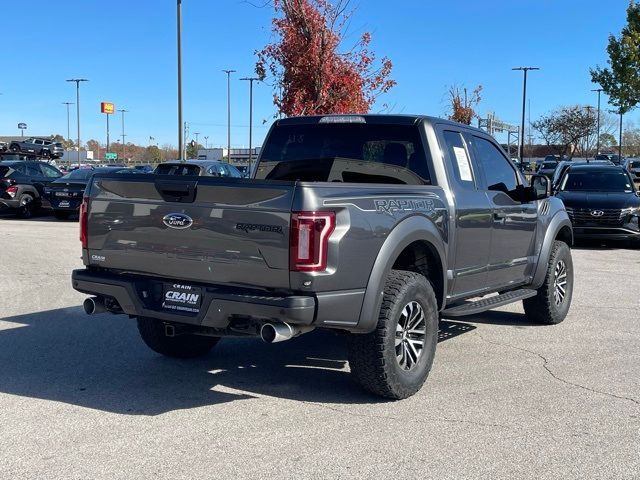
[118,109,128,161]
[194,132,200,147]
[62,102,74,145]
[240,76,260,174]
[512,67,539,163]
[223,69,236,162]
[591,88,603,154]
[204,135,209,149]
[66,78,88,167]
[177,0,184,160]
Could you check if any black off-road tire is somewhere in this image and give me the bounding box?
[523,240,573,325]
[53,210,71,220]
[16,194,36,219]
[348,270,438,400]
[137,317,219,359]
[10,144,20,152]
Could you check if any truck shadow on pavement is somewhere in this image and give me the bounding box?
[0,307,512,415]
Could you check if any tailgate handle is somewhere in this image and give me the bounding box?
[155,180,197,203]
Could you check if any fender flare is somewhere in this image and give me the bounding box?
[531,211,573,289]
[355,215,447,333]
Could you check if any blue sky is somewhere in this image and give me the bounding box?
[0,0,633,148]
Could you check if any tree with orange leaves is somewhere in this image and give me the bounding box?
[256,0,395,117]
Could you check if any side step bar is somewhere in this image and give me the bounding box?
[441,289,537,318]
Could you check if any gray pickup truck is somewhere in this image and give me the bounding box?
[72,115,574,399]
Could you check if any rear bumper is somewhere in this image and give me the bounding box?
[72,269,317,329]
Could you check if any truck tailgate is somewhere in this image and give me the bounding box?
[86,175,295,289]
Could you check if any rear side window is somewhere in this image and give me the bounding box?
[155,164,201,176]
[0,166,11,177]
[442,130,475,188]
[256,123,431,185]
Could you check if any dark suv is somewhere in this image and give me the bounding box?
[0,160,62,217]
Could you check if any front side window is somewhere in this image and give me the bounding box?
[472,136,518,193]
[39,163,61,178]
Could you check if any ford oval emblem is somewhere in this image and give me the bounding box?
[163,213,193,229]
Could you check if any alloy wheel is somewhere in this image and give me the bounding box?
[395,301,427,371]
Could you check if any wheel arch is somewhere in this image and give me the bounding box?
[532,211,573,289]
[355,215,447,333]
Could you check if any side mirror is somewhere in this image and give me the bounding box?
[530,174,551,200]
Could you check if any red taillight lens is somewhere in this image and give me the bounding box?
[79,197,88,248]
[290,211,335,272]
[5,186,18,198]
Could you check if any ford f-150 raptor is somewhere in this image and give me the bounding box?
[72,115,574,399]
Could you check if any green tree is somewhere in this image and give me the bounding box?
[590,1,640,150]
[186,141,201,160]
[143,145,162,163]
[599,132,617,147]
[532,106,597,159]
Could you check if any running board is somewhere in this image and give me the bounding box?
[441,289,537,318]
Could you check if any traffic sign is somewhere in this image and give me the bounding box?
[105,152,118,160]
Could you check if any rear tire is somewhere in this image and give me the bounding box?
[348,270,438,400]
[137,317,219,358]
[16,194,36,219]
[10,144,19,153]
[523,240,573,324]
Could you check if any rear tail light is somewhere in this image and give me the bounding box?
[290,211,335,272]
[5,186,18,198]
[79,197,89,248]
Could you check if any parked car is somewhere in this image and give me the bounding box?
[154,160,243,177]
[622,158,640,182]
[133,164,154,173]
[73,114,574,400]
[45,167,140,219]
[0,141,7,152]
[551,159,614,191]
[556,164,640,243]
[0,160,62,217]
[537,159,559,179]
[595,153,624,165]
[9,138,64,158]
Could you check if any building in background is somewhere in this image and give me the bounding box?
[196,147,261,167]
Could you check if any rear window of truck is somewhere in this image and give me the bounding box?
[155,164,201,176]
[256,124,431,185]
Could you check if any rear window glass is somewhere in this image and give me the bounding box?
[256,123,431,185]
[155,164,201,176]
[0,166,11,177]
[60,169,95,181]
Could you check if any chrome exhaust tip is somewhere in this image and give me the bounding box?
[83,297,106,315]
[260,322,314,343]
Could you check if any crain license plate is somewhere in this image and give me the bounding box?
[161,283,202,313]
[58,200,70,208]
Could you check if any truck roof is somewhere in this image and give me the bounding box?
[274,114,485,133]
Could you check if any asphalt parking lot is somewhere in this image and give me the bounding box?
[0,216,638,480]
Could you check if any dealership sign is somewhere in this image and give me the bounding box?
[100,102,115,114]
[18,122,27,129]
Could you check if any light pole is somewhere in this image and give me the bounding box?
[512,67,539,163]
[66,79,88,167]
[118,109,128,161]
[584,105,594,160]
[62,102,74,145]
[591,88,603,154]
[177,0,184,160]
[240,76,260,174]
[194,132,200,147]
[204,136,209,149]
[223,69,236,162]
